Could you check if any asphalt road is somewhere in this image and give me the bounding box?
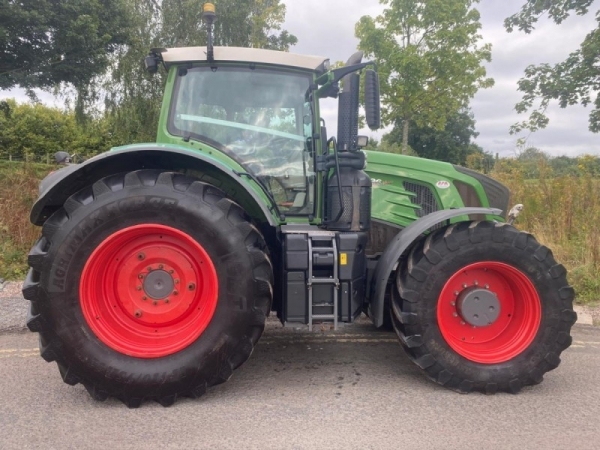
[1,318,599,450]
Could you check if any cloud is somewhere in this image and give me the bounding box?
[473,0,600,156]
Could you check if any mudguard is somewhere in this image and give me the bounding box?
[368,207,503,328]
[30,144,277,226]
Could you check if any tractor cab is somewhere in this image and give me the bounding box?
[145,3,381,225]
[161,52,321,216]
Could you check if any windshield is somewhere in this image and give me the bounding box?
[169,66,315,216]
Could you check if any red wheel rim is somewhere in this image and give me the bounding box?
[437,261,541,364]
[80,224,218,358]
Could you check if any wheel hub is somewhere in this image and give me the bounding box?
[79,224,219,358]
[143,269,175,299]
[437,261,542,364]
[457,287,500,327]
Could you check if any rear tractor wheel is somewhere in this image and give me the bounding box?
[392,221,576,394]
[23,170,273,407]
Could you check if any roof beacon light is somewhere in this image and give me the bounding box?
[202,3,217,63]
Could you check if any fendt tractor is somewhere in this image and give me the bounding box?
[23,4,576,407]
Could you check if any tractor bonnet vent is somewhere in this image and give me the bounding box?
[403,182,440,218]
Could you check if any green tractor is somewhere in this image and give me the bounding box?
[23,4,576,406]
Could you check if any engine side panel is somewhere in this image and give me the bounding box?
[365,151,497,228]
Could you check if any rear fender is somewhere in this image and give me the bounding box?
[30,144,277,227]
[368,207,502,328]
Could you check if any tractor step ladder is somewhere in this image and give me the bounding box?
[307,235,339,331]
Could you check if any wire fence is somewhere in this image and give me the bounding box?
[0,152,62,165]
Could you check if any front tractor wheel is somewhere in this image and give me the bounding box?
[392,221,576,394]
[23,170,273,407]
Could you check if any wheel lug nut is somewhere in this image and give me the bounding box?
[134,310,142,318]
[453,312,458,317]
[153,301,158,306]
[136,286,142,291]
[188,282,196,291]
[454,291,459,296]
[159,264,164,269]
[450,301,455,306]
[460,321,465,325]
[142,296,147,301]
[485,284,490,289]
[474,280,478,286]
[169,269,174,274]
[147,266,153,271]
[462,283,468,288]
[173,290,179,296]
[174,279,180,285]
[137,253,145,261]
[138,274,144,279]
[165,298,170,304]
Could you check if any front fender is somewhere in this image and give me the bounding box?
[368,207,502,328]
[30,144,277,227]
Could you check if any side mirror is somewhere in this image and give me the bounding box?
[364,69,381,130]
[145,55,159,74]
[54,151,71,165]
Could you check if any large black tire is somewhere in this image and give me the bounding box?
[392,221,577,394]
[23,170,273,407]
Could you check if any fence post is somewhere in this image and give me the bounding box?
[9,154,11,162]
[46,153,50,165]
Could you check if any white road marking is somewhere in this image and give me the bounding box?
[0,348,38,353]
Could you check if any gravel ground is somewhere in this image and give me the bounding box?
[0,281,27,334]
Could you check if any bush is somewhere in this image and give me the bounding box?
[0,161,53,279]
[492,158,600,304]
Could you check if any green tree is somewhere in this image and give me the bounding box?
[506,1,600,133]
[0,0,132,112]
[0,99,112,160]
[577,153,600,176]
[465,145,495,173]
[355,0,493,154]
[549,155,579,176]
[384,109,480,164]
[515,146,549,178]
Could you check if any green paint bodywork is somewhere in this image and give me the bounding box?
[365,151,500,227]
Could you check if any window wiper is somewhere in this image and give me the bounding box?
[181,131,228,152]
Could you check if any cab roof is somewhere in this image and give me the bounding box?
[159,46,329,72]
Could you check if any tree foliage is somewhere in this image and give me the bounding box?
[0,0,131,106]
[355,0,493,154]
[383,109,481,165]
[506,1,600,133]
[0,99,113,160]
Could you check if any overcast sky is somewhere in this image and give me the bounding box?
[2,0,599,158]
[282,0,600,157]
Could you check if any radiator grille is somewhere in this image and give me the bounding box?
[403,182,440,218]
